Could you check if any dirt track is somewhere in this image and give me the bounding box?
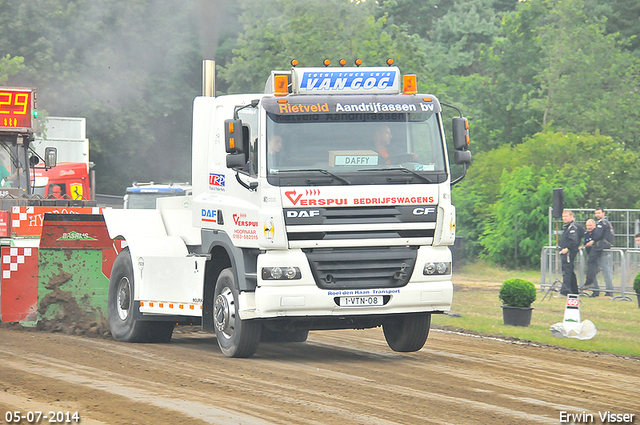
[1,324,639,425]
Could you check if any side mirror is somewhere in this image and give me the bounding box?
[452,117,470,151]
[226,153,246,169]
[454,150,472,165]
[224,119,245,154]
[44,147,57,168]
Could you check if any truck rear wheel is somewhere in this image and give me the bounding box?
[382,313,431,352]
[108,248,174,343]
[213,268,261,358]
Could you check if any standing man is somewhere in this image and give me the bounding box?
[592,207,614,297]
[582,219,600,297]
[559,209,584,296]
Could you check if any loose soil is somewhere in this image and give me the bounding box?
[1,322,639,425]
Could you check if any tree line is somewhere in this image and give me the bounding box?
[1,0,638,267]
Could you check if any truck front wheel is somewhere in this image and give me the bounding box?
[108,248,174,343]
[213,268,261,358]
[382,313,431,352]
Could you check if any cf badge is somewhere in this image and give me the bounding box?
[412,207,436,215]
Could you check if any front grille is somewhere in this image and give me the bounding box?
[285,205,436,242]
[288,229,434,241]
[304,246,418,290]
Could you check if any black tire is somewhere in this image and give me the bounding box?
[213,268,261,357]
[108,248,174,343]
[261,327,309,343]
[382,313,431,352]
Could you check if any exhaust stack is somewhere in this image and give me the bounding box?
[202,60,215,97]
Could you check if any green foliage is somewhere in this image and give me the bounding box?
[219,0,430,94]
[534,0,640,149]
[499,278,536,307]
[0,55,24,85]
[454,131,640,267]
[633,272,640,295]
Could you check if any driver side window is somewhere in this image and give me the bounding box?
[237,108,258,177]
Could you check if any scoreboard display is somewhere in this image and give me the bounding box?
[0,87,36,133]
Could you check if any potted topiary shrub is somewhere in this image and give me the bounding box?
[499,278,537,326]
[633,272,640,308]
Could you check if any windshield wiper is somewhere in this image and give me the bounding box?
[360,167,433,183]
[276,169,351,185]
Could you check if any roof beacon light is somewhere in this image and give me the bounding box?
[339,59,347,67]
[403,74,417,95]
[386,58,394,66]
[323,59,331,67]
[354,58,363,67]
[274,74,289,96]
[291,59,299,67]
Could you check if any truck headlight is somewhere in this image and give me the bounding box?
[423,262,451,275]
[262,267,301,280]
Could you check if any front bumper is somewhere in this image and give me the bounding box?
[238,246,453,319]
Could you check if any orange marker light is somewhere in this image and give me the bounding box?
[323,59,331,67]
[339,59,347,67]
[386,58,394,66]
[274,75,289,96]
[403,75,417,95]
[291,59,299,67]
[354,59,363,67]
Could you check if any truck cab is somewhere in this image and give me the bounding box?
[123,182,192,209]
[103,62,471,357]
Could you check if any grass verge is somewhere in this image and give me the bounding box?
[434,261,640,358]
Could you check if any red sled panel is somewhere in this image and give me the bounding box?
[0,246,39,322]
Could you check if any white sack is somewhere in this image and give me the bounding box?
[550,320,597,340]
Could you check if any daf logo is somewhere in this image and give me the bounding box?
[287,210,320,218]
[412,207,436,215]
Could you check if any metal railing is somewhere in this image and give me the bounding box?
[548,207,640,249]
[540,246,638,301]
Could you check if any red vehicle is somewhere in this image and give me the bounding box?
[32,161,91,200]
[0,88,105,324]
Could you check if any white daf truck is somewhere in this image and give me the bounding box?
[103,61,471,357]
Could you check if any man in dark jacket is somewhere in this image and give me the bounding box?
[582,219,600,297]
[591,207,614,297]
[559,209,584,296]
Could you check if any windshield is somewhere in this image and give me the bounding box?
[0,142,30,190]
[264,97,447,186]
[125,192,183,209]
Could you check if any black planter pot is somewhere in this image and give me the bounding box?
[501,305,533,327]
